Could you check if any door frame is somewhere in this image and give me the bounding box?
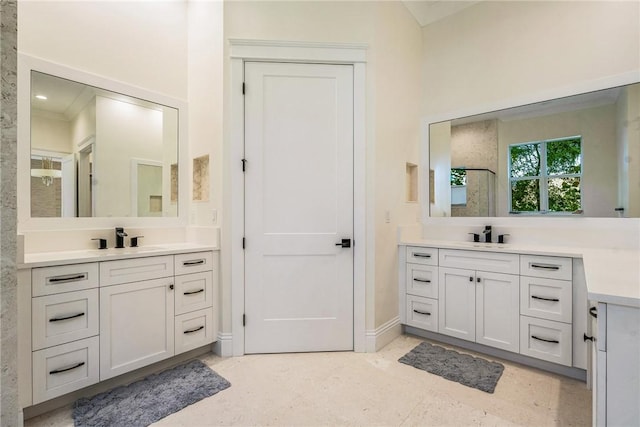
[229,39,367,356]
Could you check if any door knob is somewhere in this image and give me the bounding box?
[335,239,351,248]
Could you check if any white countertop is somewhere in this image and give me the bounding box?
[19,243,218,269]
[400,238,640,308]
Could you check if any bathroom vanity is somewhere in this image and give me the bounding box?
[399,238,640,426]
[18,244,218,408]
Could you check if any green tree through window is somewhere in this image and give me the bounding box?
[509,137,582,214]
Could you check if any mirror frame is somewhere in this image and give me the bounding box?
[18,54,189,230]
[421,71,640,223]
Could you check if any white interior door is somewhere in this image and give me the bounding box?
[244,61,354,354]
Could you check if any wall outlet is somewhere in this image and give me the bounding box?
[385,210,391,223]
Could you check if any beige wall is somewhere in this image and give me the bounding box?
[423,1,640,116]
[223,1,423,330]
[18,1,188,100]
[30,113,72,154]
[94,96,163,217]
[619,84,640,217]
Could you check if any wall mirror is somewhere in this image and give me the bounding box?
[18,55,188,228]
[429,82,640,218]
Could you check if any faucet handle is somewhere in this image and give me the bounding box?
[91,238,108,250]
[468,233,480,242]
[130,236,144,247]
[498,234,510,244]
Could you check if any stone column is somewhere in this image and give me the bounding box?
[0,0,19,425]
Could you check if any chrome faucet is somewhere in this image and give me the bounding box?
[115,227,128,248]
[483,225,492,243]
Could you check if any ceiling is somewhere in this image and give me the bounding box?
[402,0,481,26]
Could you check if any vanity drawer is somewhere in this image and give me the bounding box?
[32,336,99,404]
[439,249,519,275]
[406,295,438,332]
[406,247,438,266]
[520,255,572,281]
[406,264,438,298]
[175,271,213,315]
[175,308,214,354]
[175,251,215,276]
[520,276,572,323]
[520,316,572,366]
[99,255,174,286]
[32,289,99,351]
[32,263,99,297]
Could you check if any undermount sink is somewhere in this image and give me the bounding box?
[88,246,165,255]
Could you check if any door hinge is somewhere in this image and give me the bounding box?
[242,314,246,326]
[242,237,246,249]
[241,158,247,172]
[242,82,245,95]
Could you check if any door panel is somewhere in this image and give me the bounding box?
[438,267,476,341]
[244,62,354,353]
[476,271,520,352]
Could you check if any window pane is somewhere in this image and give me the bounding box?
[548,177,581,212]
[451,169,466,185]
[547,138,581,175]
[511,179,540,212]
[510,143,541,178]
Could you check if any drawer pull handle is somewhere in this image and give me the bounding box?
[530,263,560,271]
[184,325,205,334]
[49,361,85,375]
[49,312,85,322]
[183,259,205,266]
[589,307,597,318]
[584,333,595,342]
[184,288,205,295]
[531,295,560,302]
[413,278,431,283]
[531,335,559,344]
[413,309,431,316]
[413,254,431,259]
[47,273,88,284]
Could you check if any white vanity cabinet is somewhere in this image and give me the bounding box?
[439,249,520,352]
[404,247,439,332]
[400,243,587,377]
[21,248,218,407]
[593,303,640,426]
[30,263,101,404]
[100,252,217,380]
[519,254,573,366]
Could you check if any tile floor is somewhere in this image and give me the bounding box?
[25,335,591,426]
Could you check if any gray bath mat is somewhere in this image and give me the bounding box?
[399,342,504,393]
[73,359,230,427]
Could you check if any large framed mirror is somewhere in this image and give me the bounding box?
[429,82,640,218]
[18,55,188,229]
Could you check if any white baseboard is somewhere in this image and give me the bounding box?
[213,332,233,357]
[365,316,401,353]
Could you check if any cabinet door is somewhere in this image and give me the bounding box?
[100,278,175,380]
[476,272,519,352]
[439,267,475,341]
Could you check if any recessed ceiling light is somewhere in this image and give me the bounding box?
[35,95,47,100]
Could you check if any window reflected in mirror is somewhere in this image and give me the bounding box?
[429,83,640,218]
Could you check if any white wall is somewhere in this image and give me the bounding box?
[223,1,423,331]
[422,0,640,248]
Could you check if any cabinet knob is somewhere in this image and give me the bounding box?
[169,284,174,290]
[476,277,481,283]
